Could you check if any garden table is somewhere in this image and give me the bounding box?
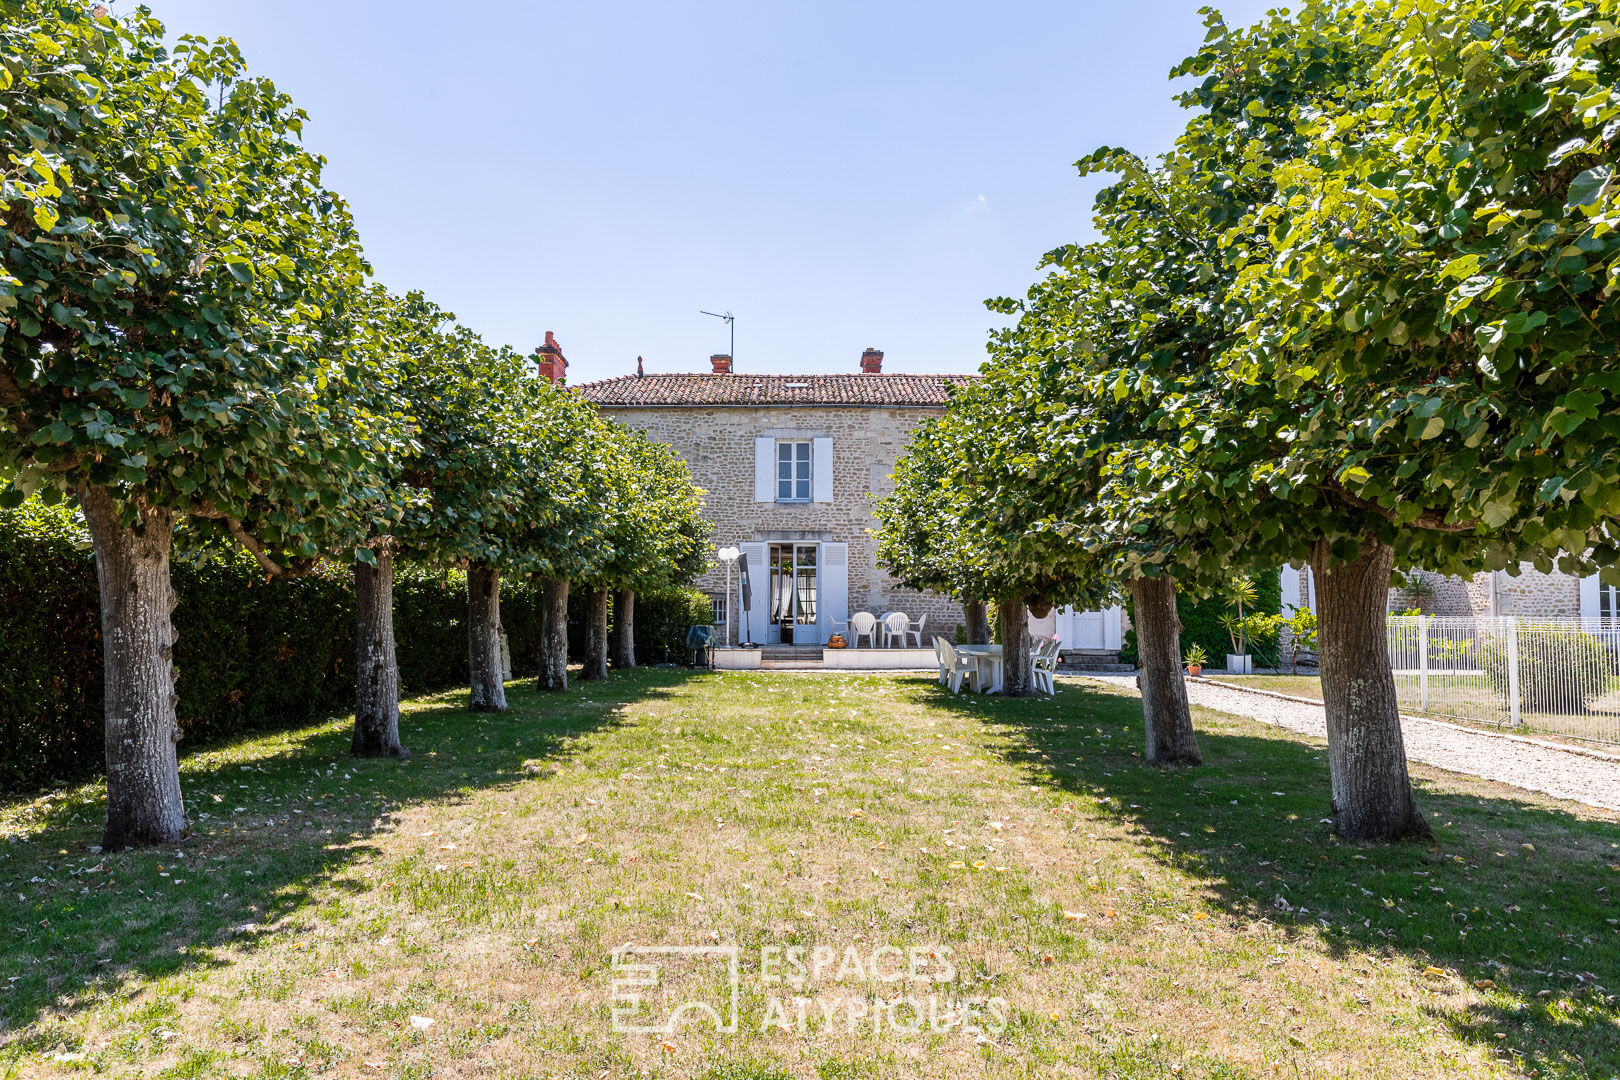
[955,644,1004,694]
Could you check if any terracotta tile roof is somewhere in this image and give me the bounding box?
[575,372,978,408]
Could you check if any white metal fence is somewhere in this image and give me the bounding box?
[1386,615,1620,744]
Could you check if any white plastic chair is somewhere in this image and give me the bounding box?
[850,612,878,649]
[905,612,928,648]
[937,638,977,694]
[933,636,948,684]
[1032,637,1062,695]
[882,611,910,648]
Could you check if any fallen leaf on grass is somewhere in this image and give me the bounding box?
[1062,911,1086,921]
[1423,966,1448,978]
[409,1015,434,1030]
[1474,979,1496,990]
[685,892,704,902]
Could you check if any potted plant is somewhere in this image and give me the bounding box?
[1184,643,1208,677]
[1220,573,1258,675]
[827,633,848,649]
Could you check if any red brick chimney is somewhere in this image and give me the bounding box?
[535,331,568,383]
[711,353,733,374]
[860,347,883,374]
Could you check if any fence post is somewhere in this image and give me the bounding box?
[1418,615,1429,711]
[1506,616,1522,727]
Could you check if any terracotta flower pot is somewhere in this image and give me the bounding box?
[1186,664,1202,677]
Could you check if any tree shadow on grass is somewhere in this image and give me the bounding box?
[0,668,701,1053]
[919,675,1620,1080]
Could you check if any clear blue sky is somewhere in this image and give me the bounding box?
[134,1,1270,383]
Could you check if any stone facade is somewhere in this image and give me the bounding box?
[574,355,977,647]
[603,401,967,641]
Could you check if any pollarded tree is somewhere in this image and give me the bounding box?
[397,323,571,713]
[1207,0,1620,838]
[577,424,709,679]
[502,388,618,693]
[872,419,994,644]
[959,2,1380,758]
[875,398,1113,697]
[363,299,614,714]
[0,4,370,847]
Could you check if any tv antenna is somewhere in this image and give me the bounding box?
[700,310,735,363]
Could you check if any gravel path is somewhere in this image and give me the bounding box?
[1080,674,1620,813]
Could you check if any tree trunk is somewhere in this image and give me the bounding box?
[965,600,991,646]
[582,586,609,680]
[467,561,508,712]
[611,588,636,669]
[353,546,407,758]
[1129,574,1201,766]
[1311,536,1430,841]
[998,597,1035,696]
[538,578,569,691]
[81,487,187,851]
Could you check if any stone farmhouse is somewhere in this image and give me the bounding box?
[550,339,1127,655]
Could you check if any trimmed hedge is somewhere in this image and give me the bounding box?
[1119,570,1283,669]
[505,584,712,671]
[0,503,544,789]
[0,502,710,789]
[626,586,716,665]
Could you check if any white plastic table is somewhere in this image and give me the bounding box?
[955,644,1004,694]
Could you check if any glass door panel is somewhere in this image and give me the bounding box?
[767,543,820,643]
[794,544,818,629]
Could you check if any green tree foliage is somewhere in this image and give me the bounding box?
[0,2,370,536]
[578,423,710,594]
[874,396,1112,695]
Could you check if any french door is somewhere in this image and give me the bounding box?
[769,543,819,643]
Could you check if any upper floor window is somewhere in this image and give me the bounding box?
[777,440,812,502]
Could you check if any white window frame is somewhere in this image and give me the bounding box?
[776,440,812,503]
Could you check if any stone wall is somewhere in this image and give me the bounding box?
[1480,565,1582,618]
[601,404,968,638]
[1386,565,1582,618]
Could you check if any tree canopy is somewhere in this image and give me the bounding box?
[1,1,372,543]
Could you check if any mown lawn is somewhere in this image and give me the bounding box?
[1206,675,1326,702]
[2,671,1617,1079]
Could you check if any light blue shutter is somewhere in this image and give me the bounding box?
[818,542,848,644]
[812,437,833,503]
[754,438,774,502]
[738,541,769,644]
